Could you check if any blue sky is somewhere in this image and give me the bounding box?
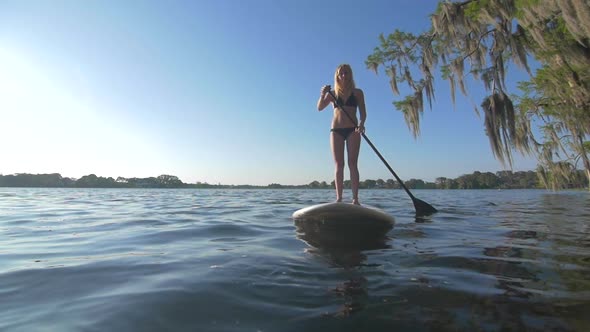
[0,0,538,185]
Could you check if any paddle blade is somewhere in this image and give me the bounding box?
[413,198,438,217]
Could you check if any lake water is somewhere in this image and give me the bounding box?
[1,188,589,331]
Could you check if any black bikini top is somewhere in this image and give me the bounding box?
[334,92,358,108]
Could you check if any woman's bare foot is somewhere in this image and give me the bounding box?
[336,197,343,203]
[352,199,360,205]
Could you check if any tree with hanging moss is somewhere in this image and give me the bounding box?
[366,0,590,190]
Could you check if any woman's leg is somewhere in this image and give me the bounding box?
[347,132,361,204]
[331,132,345,202]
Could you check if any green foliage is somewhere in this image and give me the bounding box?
[366,0,590,190]
[0,173,74,187]
[464,0,491,20]
[308,181,321,189]
[156,174,183,188]
[363,179,377,189]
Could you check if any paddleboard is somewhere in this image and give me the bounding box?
[293,202,394,248]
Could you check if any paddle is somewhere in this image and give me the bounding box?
[328,90,437,217]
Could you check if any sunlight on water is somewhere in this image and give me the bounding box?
[1,188,589,331]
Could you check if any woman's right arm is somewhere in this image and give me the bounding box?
[317,85,332,111]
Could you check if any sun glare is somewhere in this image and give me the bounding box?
[0,47,160,178]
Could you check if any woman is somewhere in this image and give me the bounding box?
[316,64,366,205]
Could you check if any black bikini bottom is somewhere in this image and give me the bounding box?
[331,127,356,140]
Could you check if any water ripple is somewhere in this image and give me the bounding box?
[0,188,589,331]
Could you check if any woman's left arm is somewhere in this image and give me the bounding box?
[357,89,367,132]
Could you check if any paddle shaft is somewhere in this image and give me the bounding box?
[327,90,417,199]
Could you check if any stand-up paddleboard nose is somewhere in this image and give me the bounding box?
[293,202,394,249]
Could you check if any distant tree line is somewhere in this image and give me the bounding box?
[304,170,587,190]
[1,170,587,189]
[0,173,275,189]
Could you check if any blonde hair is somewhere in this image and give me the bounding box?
[334,64,356,101]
